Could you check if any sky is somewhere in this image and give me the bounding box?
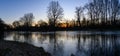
[0,0,88,24]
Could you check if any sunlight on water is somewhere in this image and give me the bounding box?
[3,31,120,56]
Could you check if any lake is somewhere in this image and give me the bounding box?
[3,31,120,56]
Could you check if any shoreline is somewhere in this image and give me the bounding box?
[4,29,120,32]
[0,40,51,56]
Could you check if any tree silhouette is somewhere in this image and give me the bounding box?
[1,0,120,31]
[0,18,5,31]
[109,0,120,24]
[37,20,48,27]
[83,0,120,25]
[85,3,95,24]
[47,1,64,27]
[20,13,34,27]
[12,21,20,28]
[75,6,83,26]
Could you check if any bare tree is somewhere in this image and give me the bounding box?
[12,21,20,28]
[37,20,48,27]
[85,0,120,25]
[20,13,34,27]
[75,6,84,26]
[110,0,120,23]
[85,3,95,24]
[47,1,64,27]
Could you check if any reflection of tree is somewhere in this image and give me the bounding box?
[23,32,32,42]
[76,34,81,56]
[76,34,89,56]
[12,32,33,43]
[75,33,120,56]
[48,32,64,56]
[13,32,21,41]
[37,33,49,44]
[48,32,57,56]
[3,31,120,56]
[89,35,118,56]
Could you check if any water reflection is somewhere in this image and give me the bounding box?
[4,31,120,56]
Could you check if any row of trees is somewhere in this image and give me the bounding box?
[13,13,34,28]
[1,0,120,31]
[75,0,120,26]
[12,1,63,28]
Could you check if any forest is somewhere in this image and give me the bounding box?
[1,0,120,31]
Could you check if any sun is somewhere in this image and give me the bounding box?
[60,23,67,28]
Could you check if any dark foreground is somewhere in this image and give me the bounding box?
[0,40,51,56]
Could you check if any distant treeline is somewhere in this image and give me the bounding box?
[1,0,120,31]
